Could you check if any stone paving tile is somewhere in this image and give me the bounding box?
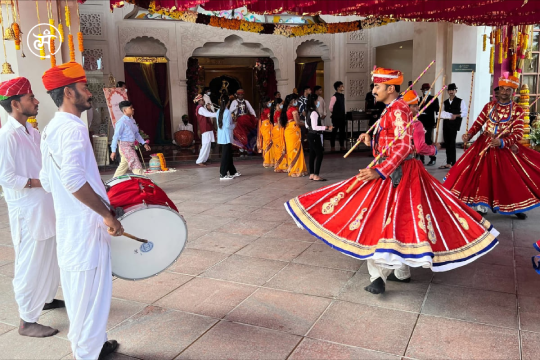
[176,321,301,360]
[356,264,434,283]
[0,227,12,246]
[201,254,287,286]
[0,245,14,267]
[167,249,229,276]
[422,284,518,328]
[186,227,212,242]
[187,232,257,254]
[112,272,193,304]
[236,237,312,262]
[263,196,297,210]
[476,243,514,267]
[338,272,430,313]
[107,306,217,360]
[406,315,520,360]
[216,219,283,237]
[0,327,71,359]
[200,204,260,218]
[225,288,331,335]
[521,330,540,360]
[261,223,318,242]
[247,208,295,222]
[514,245,537,268]
[155,277,256,319]
[518,295,540,333]
[0,262,14,278]
[173,201,216,215]
[308,301,417,356]
[40,298,147,338]
[432,262,515,294]
[266,263,354,298]
[516,266,540,297]
[289,338,400,360]
[182,214,236,231]
[293,243,363,272]
[0,276,21,326]
[226,194,279,207]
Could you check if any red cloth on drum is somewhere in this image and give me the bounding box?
[285,98,498,272]
[108,177,178,213]
[233,114,257,150]
[443,101,540,215]
[286,159,498,271]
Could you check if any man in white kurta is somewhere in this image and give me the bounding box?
[0,77,62,338]
[194,94,216,166]
[40,62,124,360]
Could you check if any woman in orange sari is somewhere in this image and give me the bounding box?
[280,94,308,177]
[257,97,274,168]
[271,98,288,173]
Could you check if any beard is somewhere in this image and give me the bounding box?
[73,88,92,112]
[21,105,38,117]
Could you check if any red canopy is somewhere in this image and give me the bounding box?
[106,0,540,25]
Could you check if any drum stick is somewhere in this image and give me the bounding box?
[434,75,446,144]
[478,127,511,156]
[108,228,149,243]
[529,97,539,109]
[464,71,475,147]
[346,86,447,194]
[344,60,436,159]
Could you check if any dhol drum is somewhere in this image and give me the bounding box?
[105,174,187,280]
[174,130,194,147]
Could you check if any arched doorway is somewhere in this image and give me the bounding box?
[208,75,242,104]
[295,39,330,94]
[124,36,172,144]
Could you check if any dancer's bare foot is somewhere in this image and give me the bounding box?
[309,174,314,180]
[364,278,385,294]
[19,320,58,337]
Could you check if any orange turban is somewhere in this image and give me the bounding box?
[403,90,419,105]
[42,61,87,91]
[499,73,519,89]
[372,67,404,86]
[0,77,32,100]
[193,94,203,103]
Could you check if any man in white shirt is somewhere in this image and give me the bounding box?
[439,83,468,169]
[0,77,62,338]
[178,114,194,132]
[41,62,123,359]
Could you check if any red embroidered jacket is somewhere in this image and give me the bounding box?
[372,99,413,179]
[467,101,525,149]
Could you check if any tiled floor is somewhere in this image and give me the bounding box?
[1,149,539,359]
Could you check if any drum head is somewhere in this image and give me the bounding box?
[111,205,187,280]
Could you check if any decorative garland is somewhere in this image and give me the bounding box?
[147,1,396,37]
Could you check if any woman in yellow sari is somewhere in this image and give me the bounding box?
[271,98,288,173]
[280,94,308,177]
[257,97,274,168]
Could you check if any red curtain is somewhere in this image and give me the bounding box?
[124,62,172,144]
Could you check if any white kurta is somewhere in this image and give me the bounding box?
[40,112,112,360]
[196,107,216,164]
[0,116,59,323]
[230,99,256,117]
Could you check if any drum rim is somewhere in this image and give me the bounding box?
[105,174,153,186]
[112,204,187,281]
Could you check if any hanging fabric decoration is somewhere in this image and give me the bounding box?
[0,2,14,73]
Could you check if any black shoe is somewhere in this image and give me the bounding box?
[364,277,385,294]
[43,299,65,310]
[427,160,436,166]
[516,213,528,220]
[98,340,119,360]
[386,273,411,283]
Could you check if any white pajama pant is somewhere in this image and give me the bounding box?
[196,131,215,164]
[13,231,60,323]
[367,259,411,283]
[61,239,112,360]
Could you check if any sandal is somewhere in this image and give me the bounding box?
[313,178,327,181]
[438,165,451,169]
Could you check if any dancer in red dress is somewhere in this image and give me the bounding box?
[230,89,258,153]
[444,74,540,220]
[285,67,499,295]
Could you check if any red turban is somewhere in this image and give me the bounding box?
[0,77,32,100]
[42,61,87,91]
[372,67,404,86]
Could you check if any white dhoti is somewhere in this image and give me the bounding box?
[61,234,112,360]
[367,259,411,283]
[196,131,215,164]
[12,228,59,323]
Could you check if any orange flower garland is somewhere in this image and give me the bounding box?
[77,31,84,52]
[68,34,75,61]
[13,22,20,50]
[50,39,56,67]
[157,153,168,171]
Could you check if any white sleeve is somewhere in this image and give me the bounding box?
[246,101,256,116]
[0,134,28,190]
[198,107,215,118]
[39,135,51,193]
[59,128,88,194]
[229,101,238,115]
[440,111,454,119]
[461,101,468,118]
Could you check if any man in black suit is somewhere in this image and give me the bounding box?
[439,83,467,169]
[418,83,440,166]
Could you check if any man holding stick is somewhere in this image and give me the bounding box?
[285,67,498,296]
[444,73,540,220]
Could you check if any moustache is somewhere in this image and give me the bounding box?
[87,97,93,102]
[373,93,378,97]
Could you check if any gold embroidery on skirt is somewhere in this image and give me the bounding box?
[426,214,436,244]
[417,204,427,233]
[322,192,345,214]
[451,209,470,230]
[349,208,368,230]
[385,209,393,227]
